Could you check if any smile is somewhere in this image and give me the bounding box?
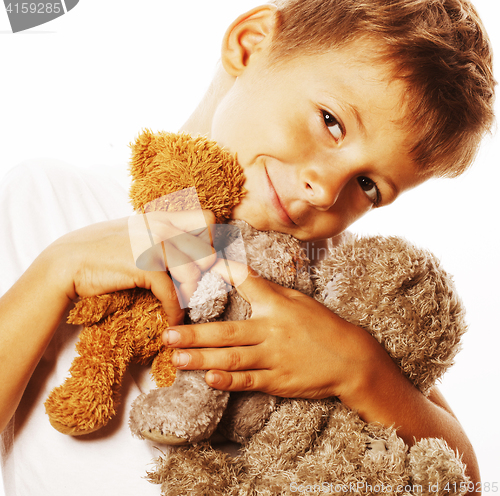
[265,167,296,227]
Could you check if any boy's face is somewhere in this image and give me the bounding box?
[211,41,426,241]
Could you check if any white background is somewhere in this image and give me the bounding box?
[0,0,499,493]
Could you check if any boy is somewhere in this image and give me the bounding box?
[0,1,495,494]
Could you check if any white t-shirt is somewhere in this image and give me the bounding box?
[0,162,168,496]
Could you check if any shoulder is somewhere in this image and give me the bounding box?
[1,159,131,220]
[0,160,132,292]
[0,159,132,229]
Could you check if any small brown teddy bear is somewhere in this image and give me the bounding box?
[141,234,470,496]
[44,130,246,435]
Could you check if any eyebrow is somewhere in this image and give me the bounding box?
[342,101,367,137]
[383,176,399,202]
[320,89,367,136]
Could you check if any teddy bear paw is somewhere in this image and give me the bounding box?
[140,428,190,445]
[129,370,230,445]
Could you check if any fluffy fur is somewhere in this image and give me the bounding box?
[315,233,466,395]
[44,130,469,494]
[142,233,470,495]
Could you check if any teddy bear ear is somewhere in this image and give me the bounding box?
[128,129,246,219]
[129,128,173,189]
[315,234,468,395]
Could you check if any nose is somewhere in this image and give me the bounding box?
[301,167,346,211]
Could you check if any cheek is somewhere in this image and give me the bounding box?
[336,181,373,222]
[210,103,239,150]
[230,167,267,224]
[211,87,257,152]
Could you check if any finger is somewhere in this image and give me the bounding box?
[145,209,213,235]
[129,210,216,273]
[146,210,216,256]
[156,209,216,235]
[165,232,217,273]
[149,231,220,309]
[176,280,200,310]
[166,248,206,308]
[147,271,185,326]
[137,237,208,309]
[140,220,215,272]
[165,321,263,349]
[170,344,268,371]
[205,369,272,392]
[164,319,264,349]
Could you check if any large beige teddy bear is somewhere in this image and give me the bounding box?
[129,223,470,493]
[140,236,470,495]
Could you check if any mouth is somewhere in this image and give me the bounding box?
[265,167,296,227]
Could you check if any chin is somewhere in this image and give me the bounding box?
[235,215,269,232]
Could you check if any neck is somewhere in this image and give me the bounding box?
[179,62,235,138]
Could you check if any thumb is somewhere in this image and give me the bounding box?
[148,271,185,326]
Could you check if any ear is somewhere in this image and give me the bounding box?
[221,4,278,77]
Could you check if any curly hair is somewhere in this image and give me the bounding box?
[270,0,496,177]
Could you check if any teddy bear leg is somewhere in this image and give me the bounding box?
[234,398,333,492]
[217,391,278,444]
[148,442,240,496]
[129,370,230,445]
[44,323,133,436]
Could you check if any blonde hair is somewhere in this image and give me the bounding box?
[270,0,496,177]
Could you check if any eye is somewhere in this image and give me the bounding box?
[322,110,343,141]
[357,176,381,206]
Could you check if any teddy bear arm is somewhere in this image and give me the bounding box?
[314,237,467,396]
[150,347,176,388]
[188,271,229,324]
[218,391,279,444]
[410,438,470,496]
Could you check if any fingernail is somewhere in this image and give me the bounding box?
[165,329,181,345]
[173,352,190,367]
[206,371,222,385]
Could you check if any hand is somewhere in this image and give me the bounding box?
[45,209,217,326]
[163,262,481,490]
[163,259,381,400]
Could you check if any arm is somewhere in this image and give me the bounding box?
[0,211,216,433]
[0,249,71,433]
[164,262,480,493]
[345,339,480,494]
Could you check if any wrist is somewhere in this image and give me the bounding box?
[33,243,76,305]
[334,323,404,418]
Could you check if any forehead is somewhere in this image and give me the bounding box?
[269,42,411,141]
[267,39,405,108]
